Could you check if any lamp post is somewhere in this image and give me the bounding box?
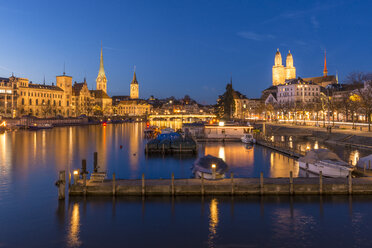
[211,163,216,180]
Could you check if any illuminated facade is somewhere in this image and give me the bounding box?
[130,71,139,99]
[96,46,107,93]
[277,78,321,103]
[113,71,151,116]
[272,49,296,86]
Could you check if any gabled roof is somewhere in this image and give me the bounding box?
[28,83,64,91]
[72,82,89,96]
[90,89,111,99]
[303,75,336,85]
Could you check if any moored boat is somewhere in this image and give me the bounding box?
[192,155,228,179]
[298,149,353,178]
[28,123,53,130]
[241,134,256,144]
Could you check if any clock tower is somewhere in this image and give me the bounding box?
[96,46,107,93]
[130,70,139,99]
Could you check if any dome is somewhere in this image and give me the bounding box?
[274,48,282,66]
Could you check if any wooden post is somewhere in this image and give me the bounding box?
[58,171,66,200]
[162,144,165,154]
[260,172,264,195]
[231,172,234,195]
[319,171,323,195]
[364,162,366,174]
[83,174,87,196]
[68,171,71,188]
[348,171,352,195]
[289,171,293,195]
[82,159,87,174]
[142,173,145,196]
[201,173,204,196]
[171,173,175,196]
[94,152,98,172]
[112,173,116,196]
[180,143,182,153]
[145,144,148,154]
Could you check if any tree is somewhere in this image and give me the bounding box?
[215,83,236,121]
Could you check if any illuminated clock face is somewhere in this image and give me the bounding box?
[102,78,106,83]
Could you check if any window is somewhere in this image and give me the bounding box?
[36,99,38,105]
[22,98,24,105]
[29,99,32,105]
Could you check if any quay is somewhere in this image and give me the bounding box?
[57,170,372,199]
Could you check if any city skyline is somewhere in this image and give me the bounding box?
[1,0,372,103]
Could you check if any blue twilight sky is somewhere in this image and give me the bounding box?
[1,0,372,104]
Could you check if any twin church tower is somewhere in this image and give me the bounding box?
[272,49,296,86]
[95,46,139,99]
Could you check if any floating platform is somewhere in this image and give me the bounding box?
[145,136,197,154]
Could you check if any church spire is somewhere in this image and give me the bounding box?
[131,66,138,84]
[323,50,328,77]
[98,43,105,76]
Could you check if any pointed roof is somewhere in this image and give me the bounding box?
[98,45,105,77]
[323,50,328,77]
[131,70,138,84]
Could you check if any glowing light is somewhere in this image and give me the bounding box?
[0,121,6,127]
[211,163,216,169]
[208,198,219,247]
[68,203,81,247]
[73,170,79,175]
[218,121,225,127]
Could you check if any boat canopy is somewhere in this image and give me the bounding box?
[299,149,345,164]
[193,155,228,174]
[357,154,372,168]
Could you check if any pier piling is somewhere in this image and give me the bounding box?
[94,152,98,172]
[348,171,352,194]
[171,173,175,196]
[57,171,66,200]
[289,171,293,195]
[113,173,116,196]
[142,174,145,196]
[260,172,264,195]
[231,172,234,195]
[201,173,204,196]
[319,171,323,195]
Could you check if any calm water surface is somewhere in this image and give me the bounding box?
[1,123,372,247]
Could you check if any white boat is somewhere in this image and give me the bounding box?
[192,155,228,179]
[161,127,174,134]
[241,134,256,144]
[298,149,353,178]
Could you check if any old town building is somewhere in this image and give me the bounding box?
[113,71,151,116]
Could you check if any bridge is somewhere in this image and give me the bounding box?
[148,114,216,119]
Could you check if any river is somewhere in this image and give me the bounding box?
[1,123,372,247]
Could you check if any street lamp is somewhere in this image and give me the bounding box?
[211,163,216,179]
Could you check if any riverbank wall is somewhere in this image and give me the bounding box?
[261,124,372,151]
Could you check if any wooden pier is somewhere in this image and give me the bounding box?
[57,171,372,198]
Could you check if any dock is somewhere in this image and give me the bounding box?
[255,134,306,158]
[56,170,372,198]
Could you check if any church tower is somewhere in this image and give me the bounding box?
[272,49,285,86]
[285,50,296,80]
[130,69,139,99]
[96,46,107,93]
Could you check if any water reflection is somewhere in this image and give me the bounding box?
[67,203,82,247]
[208,198,219,248]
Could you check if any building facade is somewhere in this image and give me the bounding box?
[276,78,321,104]
[113,71,151,116]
